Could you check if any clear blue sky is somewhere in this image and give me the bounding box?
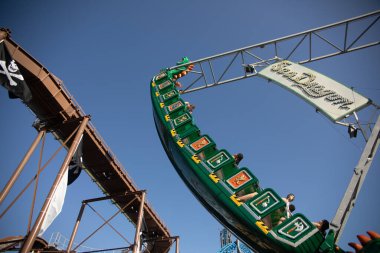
[1,1,379,252]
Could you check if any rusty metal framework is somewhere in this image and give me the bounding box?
[0,30,173,253]
[66,192,180,253]
[20,117,90,253]
[0,130,46,205]
[173,10,380,94]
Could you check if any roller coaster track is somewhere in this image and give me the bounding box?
[1,36,172,252]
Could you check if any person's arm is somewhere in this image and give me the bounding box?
[238,192,258,202]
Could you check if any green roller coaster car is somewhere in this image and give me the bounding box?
[151,58,376,253]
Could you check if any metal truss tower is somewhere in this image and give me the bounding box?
[218,228,252,253]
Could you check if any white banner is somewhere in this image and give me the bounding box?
[258,60,370,121]
[38,169,68,236]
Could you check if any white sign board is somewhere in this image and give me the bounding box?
[258,60,370,121]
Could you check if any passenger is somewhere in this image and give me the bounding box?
[233,153,244,166]
[282,193,295,218]
[313,219,329,236]
[288,204,295,216]
[277,204,295,225]
[282,193,295,204]
[175,81,182,88]
[185,101,195,114]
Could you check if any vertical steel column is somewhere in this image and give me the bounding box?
[0,130,45,205]
[331,115,380,242]
[175,236,180,253]
[20,117,89,253]
[132,191,146,253]
[66,202,87,252]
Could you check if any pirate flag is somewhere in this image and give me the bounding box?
[68,139,84,185]
[0,41,32,103]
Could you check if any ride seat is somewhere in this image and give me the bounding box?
[189,134,218,161]
[224,169,259,197]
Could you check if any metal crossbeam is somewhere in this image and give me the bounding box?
[171,10,380,94]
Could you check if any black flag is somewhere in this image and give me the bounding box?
[0,41,32,103]
[68,139,84,185]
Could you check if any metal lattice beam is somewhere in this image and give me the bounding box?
[171,10,380,94]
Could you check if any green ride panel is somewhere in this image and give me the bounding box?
[225,169,258,192]
[158,80,173,90]
[167,100,184,113]
[190,135,214,152]
[154,72,167,82]
[271,213,323,252]
[207,150,233,170]
[173,113,192,127]
[248,188,285,218]
[162,90,178,101]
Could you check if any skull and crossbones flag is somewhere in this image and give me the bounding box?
[0,41,32,103]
